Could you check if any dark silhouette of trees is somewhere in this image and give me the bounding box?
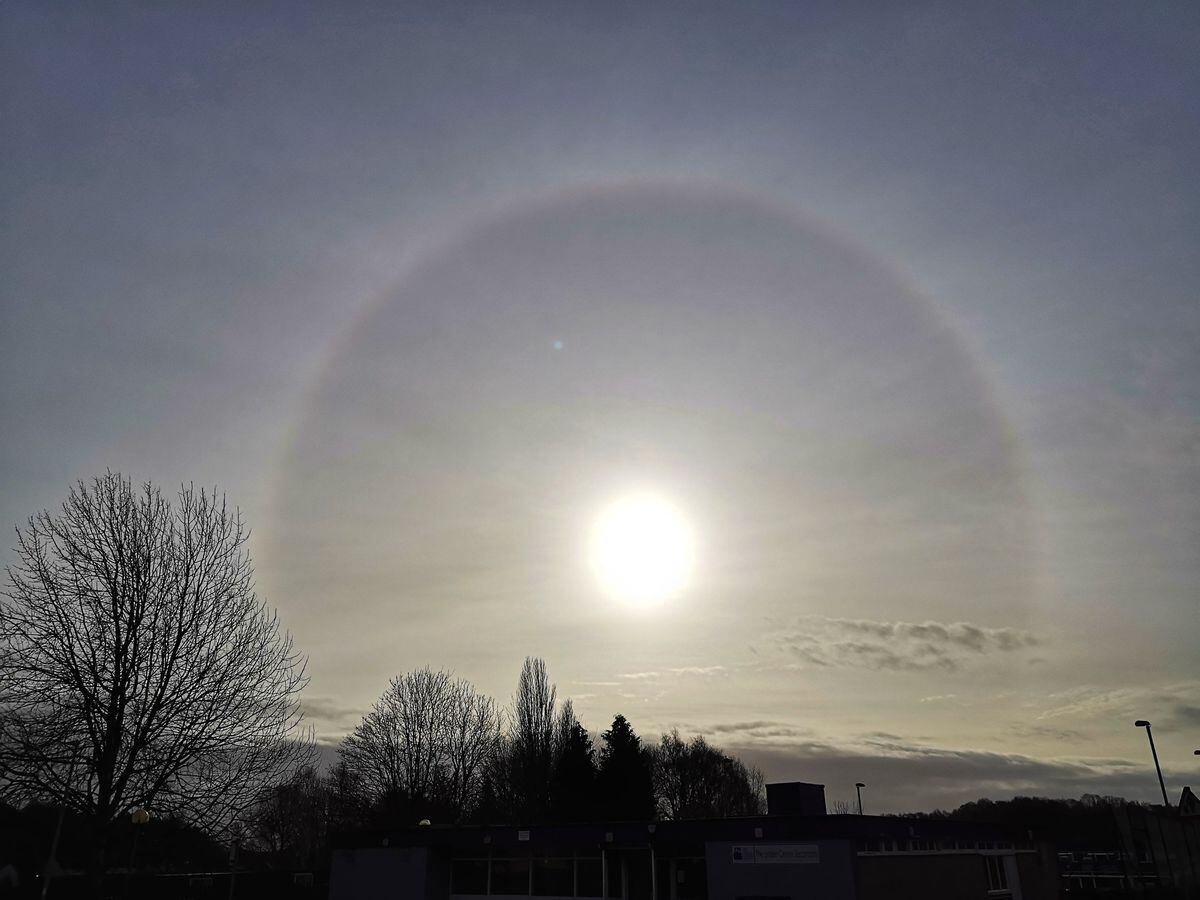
[651,730,765,819]
[508,656,557,821]
[552,699,578,772]
[324,759,368,834]
[218,655,771,835]
[0,474,311,872]
[246,766,328,868]
[443,677,504,816]
[549,706,598,821]
[240,761,373,869]
[907,793,1142,823]
[339,667,500,823]
[478,657,567,824]
[0,800,228,884]
[598,715,655,821]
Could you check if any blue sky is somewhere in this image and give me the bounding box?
[2,2,1197,812]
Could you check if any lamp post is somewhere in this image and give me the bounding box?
[39,807,65,900]
[1134,720,1170,807]
[41,751,78,900]
[228,824,240,900]
[125,808,150,900]
[855,783,866,816]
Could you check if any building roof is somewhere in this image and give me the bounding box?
[332,814,1040,853]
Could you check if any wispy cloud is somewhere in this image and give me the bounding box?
[617,666,727,681]
[1036,682,1200,726]
[1174,704,1200,727]
[710,720,785,733]
[771,617,1040,672]
[1011,724,1085,742]
[699,721,814,741]
[299,695,368,736]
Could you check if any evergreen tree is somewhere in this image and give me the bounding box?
[550,721,598,821]
[598,715,655,821]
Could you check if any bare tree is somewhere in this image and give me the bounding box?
[443,681,502,815]
[829,798,855,815]
[652,730,765,819]
[246,765,328,867]
[0,474,311,865]
[339,667,499,822]
[509,657,557,820]
[553,698,577,763]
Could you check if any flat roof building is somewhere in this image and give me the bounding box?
[330,792,1059,900]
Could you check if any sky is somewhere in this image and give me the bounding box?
[1,2,1197,814]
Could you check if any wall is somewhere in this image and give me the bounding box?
[1014,847,1059,900]
[330,846,431,900]
[703,840,855,900]
[853,852,989,899]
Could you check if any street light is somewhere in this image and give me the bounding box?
[228,821,242,900]
[855,783,866,816]
[125,808,150,900]
[1134,720,1170,807]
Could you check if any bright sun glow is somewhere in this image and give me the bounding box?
[590,494,695,605]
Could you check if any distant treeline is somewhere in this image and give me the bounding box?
[243,657,765,868]
[1,657,765,876]
[902,793,1152,823]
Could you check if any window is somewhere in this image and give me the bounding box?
[605,854,622,899]
[625,851,653,900]
[453,859,490,895]
[492,859,531,896]
[984,856,1008,892]
[576,858,603,898]
[532,858,573,897]
[656,858,672,900]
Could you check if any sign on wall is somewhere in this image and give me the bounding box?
[731,844,820,864]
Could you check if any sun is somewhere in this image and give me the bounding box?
[590,494,695,605]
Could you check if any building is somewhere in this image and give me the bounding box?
[330,783,1058,900]
[1053,792,1200,894]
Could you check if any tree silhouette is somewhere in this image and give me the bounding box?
[506,657,558,821]
[0,474,311,873]
[550,712,598,822]
[246,766,328,868]
[652,731,765,819]
[339,667,499,823]
[598,715,655,821]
